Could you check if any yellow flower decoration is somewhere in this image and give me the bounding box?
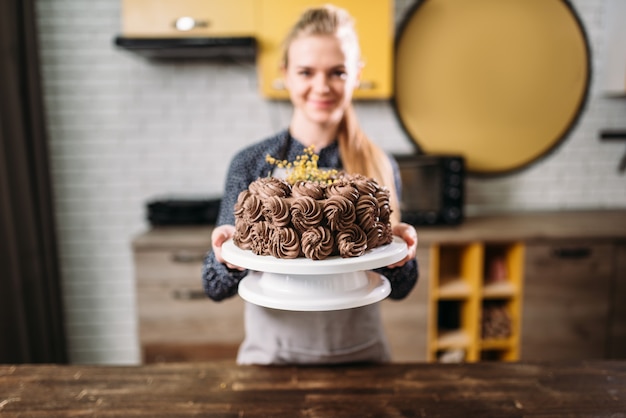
[266,146,339,185]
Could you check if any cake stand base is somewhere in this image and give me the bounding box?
[221,237,407,312]
[238,271,391,311]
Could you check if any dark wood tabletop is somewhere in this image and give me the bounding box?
[1,361,625,417]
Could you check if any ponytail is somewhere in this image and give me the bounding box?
[338,105,400,225]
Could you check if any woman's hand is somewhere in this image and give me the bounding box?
[211,225,245,271]
[387,222,418,268]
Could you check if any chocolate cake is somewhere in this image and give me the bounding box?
[232,174,393,260]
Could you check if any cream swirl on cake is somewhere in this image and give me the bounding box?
[365,221,385,249]
[269,226,301,259]
[290,196,323,233]
[233,219,254,251]
[379,222,394,246]
[375,187,392,224]
[241,193,264,223]
[249,221,271,256]
[336,225,368,258]
[262,196,291,227]
[300,226,335,260]
[355,194,379,231]
[325,179,359,202]
[248,177,291,198]
[234,190,251,218]
[351,174,379,197]
[323,195,356,231]
[291,180,325,200]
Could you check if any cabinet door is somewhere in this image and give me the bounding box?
[257,0,393,99]
[135,249,245,362]
[521,241,614,360]
[122,0,257,37]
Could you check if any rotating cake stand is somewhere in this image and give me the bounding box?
[221,236,408,312]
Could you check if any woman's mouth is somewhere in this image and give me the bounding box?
[308,99,335,110]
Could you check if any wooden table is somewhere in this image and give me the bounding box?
[1,361,625,417]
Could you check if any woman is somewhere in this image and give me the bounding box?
[202,4,418,365]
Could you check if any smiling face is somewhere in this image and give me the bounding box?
[283,34,361,128]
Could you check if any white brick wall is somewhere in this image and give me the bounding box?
[36,0,625,364]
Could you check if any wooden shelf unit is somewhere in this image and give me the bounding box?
[427,241,524,362]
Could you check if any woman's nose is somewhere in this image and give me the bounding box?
[312,74,330,93]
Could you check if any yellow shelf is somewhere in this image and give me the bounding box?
[428,242,524,363]
[437,279,472,299]
[435,330,471,349]
[480,337,516,350]
[482,281,517,298]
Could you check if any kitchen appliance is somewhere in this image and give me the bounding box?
[146,197,221,225]
[394,154,464,226]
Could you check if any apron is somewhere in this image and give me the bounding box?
[236,301,391,365]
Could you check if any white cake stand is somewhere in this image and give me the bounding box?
[221,236,408,312]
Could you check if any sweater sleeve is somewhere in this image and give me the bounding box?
[202,250,249,301]
[374,259,418,300]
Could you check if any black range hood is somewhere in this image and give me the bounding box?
[114,36,256,60]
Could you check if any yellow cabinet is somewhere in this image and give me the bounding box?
[119,1,393,98]
[256,0,394,99]
[428,241,524,362]
[121,0,257,38]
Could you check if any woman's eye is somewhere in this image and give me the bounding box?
[332,70,348,79]
[298,70,312,77]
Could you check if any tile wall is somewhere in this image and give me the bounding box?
[35,0,625,364]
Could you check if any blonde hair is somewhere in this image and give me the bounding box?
[282,5,400,225]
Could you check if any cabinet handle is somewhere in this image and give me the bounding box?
[357,80,376,90]
[552,247,591,259]
[172,288,206,300]
[174,17,209,32]
[171,251,205,263]
[271,79,286,91]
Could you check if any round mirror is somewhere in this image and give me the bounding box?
[394,0,591,175]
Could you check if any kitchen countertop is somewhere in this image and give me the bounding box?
[416,209,626,243]
[133,210,626,249]
[1,361,624,417]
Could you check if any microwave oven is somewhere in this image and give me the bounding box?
[394,154,465,226]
